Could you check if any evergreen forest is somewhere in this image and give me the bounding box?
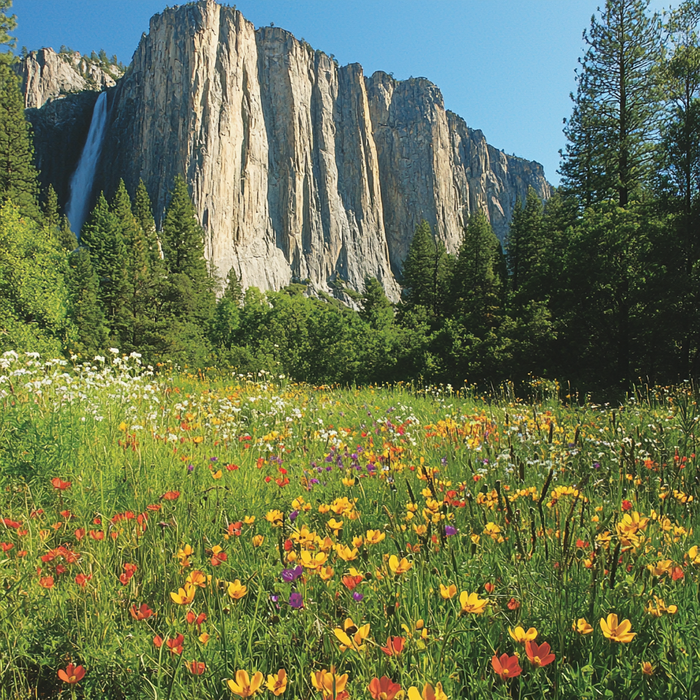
[2,0,700,400]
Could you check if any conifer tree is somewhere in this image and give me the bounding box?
[0,60,40,220]
[133,179,162,270]
[58,215,77,252]
[80,192,128,338]
[66,246,108,357]
[160,175,215,363]
[560,0,663,207]
[506,188,545,300]
[359,277,393,330]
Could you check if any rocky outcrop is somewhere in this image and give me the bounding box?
[26,0,551,300]
[16,48,123,109]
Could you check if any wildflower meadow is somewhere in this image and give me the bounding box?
[0,350,698,699]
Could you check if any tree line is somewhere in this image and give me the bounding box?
[1,0,699,399]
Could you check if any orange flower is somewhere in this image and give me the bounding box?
[210,545,227,566]
[39,575,54,589]
[380,636,406,656]
[491,653,522,681]
[186,660,206,675]
[130,603,154,620]
[525,640,555,667]
[369,676,402,700]
[600,613,636,643]
[484,582,495,593]
[507,597,520,611]
[162,491,180,501]
[75,573,92,587]
[228,670,264,697]
[341,574,363,590]
[58,663,85,684]
[51,478,71,491]
[166,633,185,655]
[266,669,288,696]
[641,661,654,676]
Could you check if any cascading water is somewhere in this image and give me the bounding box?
[66,91,109,237]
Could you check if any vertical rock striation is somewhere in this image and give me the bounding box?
[27,0,551,299]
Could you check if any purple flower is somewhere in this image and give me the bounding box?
[187,464,194,473]
[441,456,447,466]
[270,594,279,603]
[445,525,457,537]
[289,510,299,523]
[281,566,303,583]
[289,592,304,609]
[352,592,364,602]
[210,456,218,462]
[310,478,320,485]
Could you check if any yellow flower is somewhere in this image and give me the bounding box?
[301,550,328,570]
[335,545,359,562]
[407,682,448,700]
[328,518,344,535]
[319,565,335,581]
[459,591,488,614]
[646,596,677,617]
[266,510,284,527]
[228,670,264,697]
[352,535,364,548]
[243,515,256,525]
[572,618,593,635]
[252,535,265,548]
[413,524,428,536]
[186,570,208,588]
[333,617,370,652]
[641,661,654,676]
[199,631,210,644]
[342,476,356,487]
[177,544,194,562]
[600,613,636,643]
[227,579,248,600]
[212,469,223,480]
[170,583,196,605]
[365,530,386,544]
[389,555,412,575]
[266,669,288,696]
[508,626,537,643]
[647,559,672,577]
[311,668,348,699]
[439,583,457,600]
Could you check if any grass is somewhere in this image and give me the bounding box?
[0,350,698,699]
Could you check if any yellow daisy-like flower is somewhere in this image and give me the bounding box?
[572,617,593,635]
[389,555,412,574]
[365,529,386,545]
[459,591,488,614]
[439,583,457,600]
[227,579,248,600]
[170,583,196,605]
[508,626,538,643]
[600,613,636,643]
[227,670,264,698]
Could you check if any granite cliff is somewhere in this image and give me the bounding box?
[24,1,551,299]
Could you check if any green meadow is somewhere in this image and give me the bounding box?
[0,352,698,699]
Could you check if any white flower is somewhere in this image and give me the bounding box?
[109,348,119,354]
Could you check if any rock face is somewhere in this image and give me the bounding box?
[26,1,551,299]
[16,48,123,109]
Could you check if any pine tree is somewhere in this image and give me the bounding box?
[160,175,216,363]
[133,179,162,270]
[359,277,393,330]
[0,60,40,220]
[399,220,449,319]
[0,0,16,56]
[506,187,545,300]
[58,215,78,252]
[80,192,129,338]
[560,0,663,207]
[66,246,109,357]
[222,267,243,305]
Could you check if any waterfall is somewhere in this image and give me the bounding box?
[66,91,109,237]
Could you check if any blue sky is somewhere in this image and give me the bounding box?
[11,0,670,185]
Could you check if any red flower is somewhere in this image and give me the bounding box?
[621,500,633,511]
[368,676,402,700]
[131,603,154,620]
[58,663,85,684]
[39,575,55,589]
[491,653,522,681]
[89,530,104,541]
[525,640,556,667]
[507,597,520,611]
[162,491,180,501]
[74,528,85,540]
[153,635,163,648]
[341,574,363,590]
[186,660,206,675]
[166,633,185,655]
[146,503,162,511]
[380,636,405,656]
[671,565,684,581]
[75,573,92,587]
[51,478,71,491]
[0,542,14,552]
[484,582,495,593]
